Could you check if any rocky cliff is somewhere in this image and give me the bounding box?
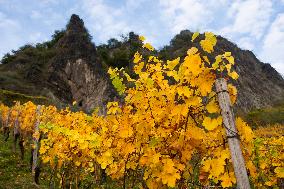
[47,15,115,113]
[0,15,283,113]
[0,14,117,113]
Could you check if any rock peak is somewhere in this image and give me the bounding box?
[55,14,94,54]
[66,14,86,33]
[70,14,82,22]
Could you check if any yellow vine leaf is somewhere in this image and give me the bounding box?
[206,100,219,113]
[166,57,180,70]
[133,51,142,63]
[200,32,217,53]
[202,116,222,131]
[211,159,225,177]
[265,181,274,186]
[98,150,113,169]
[220,172,236,188]
[247,161,257,177]
[139,35,146,42]
[160,159,181,187]
[191,32,199,42]
[228,84,237,104]
[236,117,254,142]
[143,43,154,51]
[229,71,239,80]
[227,56,234,64]
[187,47,198,55]
[224,52,231,56]
[275,167,284,178]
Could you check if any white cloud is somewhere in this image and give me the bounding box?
[0,12,19,29]
[82,0,130,42]
[29,32,44,43]
[43,11,64,26]
[125,0,146,10]
[0,0,282,75]
[159,0,212,34]
[220,0,273,39]
[30,8,65,28]
[30,10,42,19]
[260,13,284,74]
[41,0,58,5]
[81,0,162,46]
[238,37,255,50]
[0,11,22,57]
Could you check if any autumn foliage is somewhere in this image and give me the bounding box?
[0,32,283,188]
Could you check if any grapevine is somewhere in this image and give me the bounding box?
[0,32,283,188]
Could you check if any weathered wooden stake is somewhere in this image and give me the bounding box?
[0,109,2,128]
[215,78,250,189]
[13,110,20,153]
[4,109,11,141]
[32,105,42,184]
[4,109,10,128]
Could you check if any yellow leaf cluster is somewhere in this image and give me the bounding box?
[2,32,282,189]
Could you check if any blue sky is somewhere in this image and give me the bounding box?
[0,0,283,74]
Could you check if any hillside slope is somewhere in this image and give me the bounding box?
[0,14,283,113]
[159,30,284,112]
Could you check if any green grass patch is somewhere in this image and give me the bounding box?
[0,89,50,107]
[245,102,284,128]
[0,137,49,189]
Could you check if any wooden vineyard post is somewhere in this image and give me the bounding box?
[4,109,11,141]
[32,105,42,184]
[12,110,20,153]
[215,78,250,189]
[0,109,2,128]
[4,109,10,128]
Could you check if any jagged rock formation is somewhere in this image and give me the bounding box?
[47,14,116,113]
[0,14,117,113]
[0,16,283,113]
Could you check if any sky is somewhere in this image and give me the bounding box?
[0,0,283,75]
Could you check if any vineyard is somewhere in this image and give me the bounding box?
[0,33,283,189]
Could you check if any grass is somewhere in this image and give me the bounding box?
[245,102,284,128]
[0,136,50,189]
[0,70,36,93]
[0,89,50,107]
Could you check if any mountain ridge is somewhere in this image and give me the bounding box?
[0,14,283,113]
